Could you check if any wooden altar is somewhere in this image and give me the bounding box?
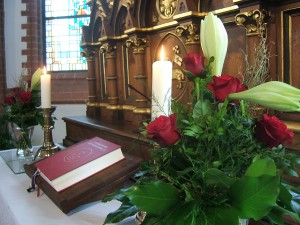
[62,1,300,221]
[63,0,300,161]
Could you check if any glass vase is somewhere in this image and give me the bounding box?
[14,126,34,158]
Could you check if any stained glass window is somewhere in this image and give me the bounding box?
[44,0,90,71]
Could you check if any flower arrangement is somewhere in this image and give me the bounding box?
[102,13,300,225]
[2,68,43,152]
[3,68,43,129]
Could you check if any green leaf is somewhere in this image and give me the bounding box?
[283,168,299,177]
[103,203,139,224]
[206,207,240,225]
[268,204,300,225]
[125,181,179,215]
[144,202,196,225]
[229,175,280,220]
[245,158,276,177]
[204,168,237,188]
[278,184,293,211]
[102,187,130,202]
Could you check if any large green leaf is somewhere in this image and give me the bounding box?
[245,158,276,177]
[143,202,196,225]
[204,168,237,188]
[205,207,240,225]
[103,203,139,224]
[125,181,179,215]
[229,175,280,220]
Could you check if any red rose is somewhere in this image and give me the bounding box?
[206,75,247,102]
[254,114,294,148]
[18,91,32,103]
[147,114,181,147]
[4,96,16,105]
[183,53,205,77]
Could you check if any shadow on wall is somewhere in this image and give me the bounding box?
[32,104,86,145]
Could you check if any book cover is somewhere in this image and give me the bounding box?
[35,137,125,192]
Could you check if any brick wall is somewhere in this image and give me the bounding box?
[6,0,89,104]
[0,0,5,106]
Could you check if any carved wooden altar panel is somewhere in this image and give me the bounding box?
[64,0,300,166]
[63,1,300,223]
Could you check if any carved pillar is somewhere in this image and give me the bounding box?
[235,9,269,64]
[81,48,96,103]
[126,37,149,108]
[100,43,118,105]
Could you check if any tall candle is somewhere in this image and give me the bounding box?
[151,46,172,120]
[41,67,51,108]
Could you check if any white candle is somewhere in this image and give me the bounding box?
[41,67,51,108]
[151,46,172,120]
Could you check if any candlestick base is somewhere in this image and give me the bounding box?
[34,106,60,160]
[34,144,60,160]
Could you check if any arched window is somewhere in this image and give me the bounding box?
[44,0,90,71]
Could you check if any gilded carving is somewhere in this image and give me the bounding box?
[126,0,134,9]
[235,9,269,36]
[100,44,116,57]
[172,69,185,89]
[125,38,148,53]
[96,0,114,18]
[176,23,200,44]
[156,0,178,19]
[80,48,95,61]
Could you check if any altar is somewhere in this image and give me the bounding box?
[0,149,136,225]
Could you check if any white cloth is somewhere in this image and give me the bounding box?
[0,150,136,225]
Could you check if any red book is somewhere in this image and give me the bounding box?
[35,137,125,192]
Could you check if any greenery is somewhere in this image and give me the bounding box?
[102,13,300,225]
[2,68,43,129]
[102,72,300,224]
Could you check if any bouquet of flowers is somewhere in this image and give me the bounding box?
[2,68,43,152]
[3,68,43,129]
[102,13,300,225]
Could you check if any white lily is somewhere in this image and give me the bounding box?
[30,68,43,91]
[228,81,300,112]
[200,12,228,76]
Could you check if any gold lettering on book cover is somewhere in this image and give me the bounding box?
[235,9,269,36]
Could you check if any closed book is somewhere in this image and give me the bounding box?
[35,137,125,192]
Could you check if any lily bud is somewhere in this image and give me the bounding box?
[228,90,300,112]
[30,68,43,91]
[239,81,300,101]
[200,12,228,76]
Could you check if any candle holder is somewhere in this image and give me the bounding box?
[34,107,60,160]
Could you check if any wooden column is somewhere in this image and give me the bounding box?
[81,48,96,103]
[235,9,269,65]
[100,44,118,105]
[126,37,149,108]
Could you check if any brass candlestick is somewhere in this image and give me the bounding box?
[34,107,60,160]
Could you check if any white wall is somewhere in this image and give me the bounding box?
[32,104,86,145]
[4,0,27,88]
[4,1,87,145]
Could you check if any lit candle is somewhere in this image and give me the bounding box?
[41,67,51,108]
[151,45,172,120]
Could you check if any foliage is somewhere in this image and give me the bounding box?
[102,69,300,225]
[2,68,44,129]
[102,13,300,225]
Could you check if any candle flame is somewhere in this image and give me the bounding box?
[43,66,47,75]
[160,45,165,61]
